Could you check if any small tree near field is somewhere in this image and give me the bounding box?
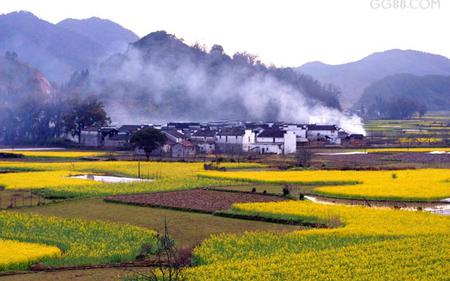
[295,147,313,167]
[130,128,167,161]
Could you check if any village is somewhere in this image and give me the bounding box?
[79,121,365,157]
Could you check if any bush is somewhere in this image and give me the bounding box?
[282,185,290,196]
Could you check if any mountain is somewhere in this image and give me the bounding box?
[297,49,450,107]
[0,11,138,82]
[356,74,450,119]
[0,51,54,107]
[71,31,359,130]
[57,17,138,56]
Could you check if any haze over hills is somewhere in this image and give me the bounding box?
[71,31,364,131]
[0,11,138,82]
[1,11,449,130]
[297,49,450,108]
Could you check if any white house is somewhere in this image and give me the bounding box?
[307,125,339,144]
[281,124,308,143]
[216,128,255,153]
[250,128,297,155]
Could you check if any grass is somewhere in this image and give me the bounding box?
[0,190,48,209]
[13,198,303,249]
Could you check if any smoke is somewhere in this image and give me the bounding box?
[90,34,366,134]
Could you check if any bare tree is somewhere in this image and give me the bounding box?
[295,147,313,167]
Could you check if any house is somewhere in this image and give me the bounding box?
[171,140,196,158]
[216,128,255,153]
[79,127,101,147]
[191,130,217,154]
[343,134,365,146]
[162,130,186,143]
[103,124,148,149]
[167,122,201,131]
[281,124,308,143]
[307,125,339,144]
[250,128,297,155]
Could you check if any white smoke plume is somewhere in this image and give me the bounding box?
[91,34,366,135]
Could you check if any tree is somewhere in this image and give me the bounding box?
[295,147,313,167]
[63,96,110,142]
[130,128,167,160]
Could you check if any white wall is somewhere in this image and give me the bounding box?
[242,129,256,152]
[283,131,297,154]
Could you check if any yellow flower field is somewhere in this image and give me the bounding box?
[0,150,108,159]
[0,212,157,268]
[364,147,450,153]
[0,239,60,271]
[0,171,101,190]
[199,169,450,200]
[0,161,237,198]
[190,200,450,280]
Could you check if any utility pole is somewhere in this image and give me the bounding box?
[138,160,141,178]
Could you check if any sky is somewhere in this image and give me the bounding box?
[1,0,448,67]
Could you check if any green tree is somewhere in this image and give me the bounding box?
[130,128,167,160]
[63,96,110,143]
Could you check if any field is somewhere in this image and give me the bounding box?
[106,189,287,213]
[199,169,450,201]
[0,150,110,159]
[0,239,60,271]
[0,153,448,280]
[189,200,450,280]
[0,161,237,198]
[364,112,450,146]
[0,212,157,268]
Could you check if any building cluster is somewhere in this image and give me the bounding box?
[80,121,364,157]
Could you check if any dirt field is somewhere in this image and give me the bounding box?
[106,189,287,213]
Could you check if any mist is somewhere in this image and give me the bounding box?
[85,31,365,134]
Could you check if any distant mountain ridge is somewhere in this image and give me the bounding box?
[0,11,138,82]
[297,49,450,107]
[356,73,450,119]
[57,17,138,56]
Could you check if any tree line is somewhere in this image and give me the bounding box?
[0,95,109,145]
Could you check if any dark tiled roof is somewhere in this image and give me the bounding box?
[217,128,245,136]
[308,125,337,131]
[167,122,201,129]
[162,130,185,139]
[257,128,285,138]
[82,126,100,132]
[118,125,148,133]
[192,130,217,137]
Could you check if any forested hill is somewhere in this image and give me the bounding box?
[80,31,343,123]
[355,74,450,119]
[0,52,54,105]
[297,49,450,107]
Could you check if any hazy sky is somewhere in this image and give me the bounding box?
[1,0,448,67]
